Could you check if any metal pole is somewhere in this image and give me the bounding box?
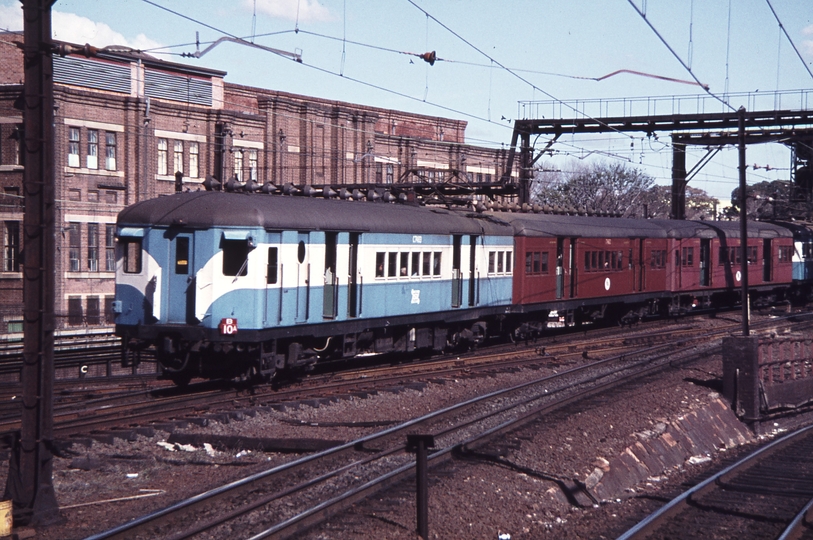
[738,106,749,336]
[407,434,434,540]
[416,439,428,539]
[7,0,61,526]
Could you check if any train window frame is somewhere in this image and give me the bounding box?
[387,252,397,278]
[433,252,441,277]
[422,252,431,276]
[399,251,409,277]
[175,237,189,275]
[526,250,549,275]
[411,252,420,276]
[375,252,385,278]
[267,247,278,284]
[222,239,250,277]
[122,238,142,274]
[777,245,792,263]
[681,247,694,267]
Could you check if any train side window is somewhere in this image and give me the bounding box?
[411,252,420,276]
[718,247,727,265]
[375,252,385,277]
[400,252,409,276]
[489,251,496,274]
[422,252,431,276]
[505,251,512,273]
[433,252,441,276]
[584,252,590,272]
[387,252,397,277]
[681,247,694,267]
[778,246,792,263]
[267,247,278,284]
[222,239,249,277]
[122,238,142,274]
[175,237,189,275]
[497,251,504,273]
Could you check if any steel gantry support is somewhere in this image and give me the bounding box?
[505,107,813,215]
[4,0,61,526]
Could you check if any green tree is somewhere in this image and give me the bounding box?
[532,161,654,217]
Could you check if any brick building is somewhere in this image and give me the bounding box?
[0,32,512,334]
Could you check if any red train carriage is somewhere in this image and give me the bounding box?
[500,213,794,327]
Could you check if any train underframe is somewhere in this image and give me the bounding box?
[119,283,804,385]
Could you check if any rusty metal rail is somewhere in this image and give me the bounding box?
[617,424,813,540]
[84,317,733,539]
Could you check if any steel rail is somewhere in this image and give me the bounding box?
[246,316,728,538]
[616,423,813,540]
[86,317,728,539]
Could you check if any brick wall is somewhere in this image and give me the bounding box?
[0,38,509,332]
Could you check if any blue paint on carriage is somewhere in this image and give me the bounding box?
[196,275,514,330]
[114,283,149,326]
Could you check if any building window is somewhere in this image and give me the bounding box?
[68,223,80,272]
[105,191,117,204]
[375,163,382,183]
[68,127,80,167]
[86,129,98,169]
[248,149,258,181]
[68,297,83,326]
[105,225,115,271]
[173,140,183,174]
[189,142,199,178]
[386,164,393,184]
[105,295,115,324]
[234,150,244,181]
[4,221,19,272]
[87,223,99,272]
[87,190,99,202]
[157,138,168,176]
[86,296,100,325]
[7,320,22,333]
[105,132,116,170]
[68,189,81,201]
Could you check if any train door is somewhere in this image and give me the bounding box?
[452,235,462,308]
[264,232,281,326]
[467,235,478,307]
[347,233,359,318]
[763,239,772,282]
[638,240,645,291]
[296,232,310,323]
[323,232,338,319]
[700,239,711,287]
[556,238,565,299]
[569,237,577,298]
[167,233,195,324]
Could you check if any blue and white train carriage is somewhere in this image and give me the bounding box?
[114,192,515,383]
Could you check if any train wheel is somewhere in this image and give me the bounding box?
[170,372,192,387]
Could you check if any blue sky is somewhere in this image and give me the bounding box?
[1,0,812,201]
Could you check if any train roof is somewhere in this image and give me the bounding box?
[116,192,515,236]
[492,212,792,239]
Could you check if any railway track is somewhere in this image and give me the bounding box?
[83,314,813,539]
[0,314,751,442]
[618,423,813,540]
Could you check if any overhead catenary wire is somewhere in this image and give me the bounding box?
[625,0,735,112]
[764,0,813,82]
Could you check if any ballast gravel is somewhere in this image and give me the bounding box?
[11,320,809,539]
